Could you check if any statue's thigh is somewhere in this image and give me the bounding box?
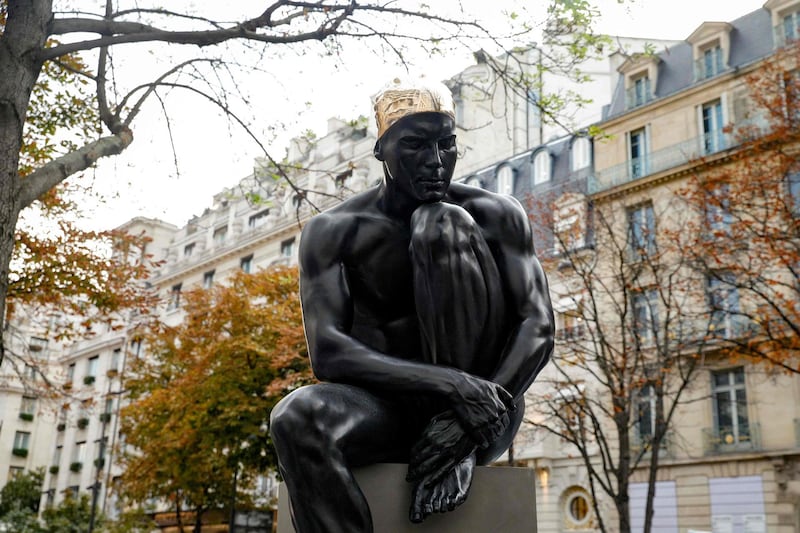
[280,382,423,466]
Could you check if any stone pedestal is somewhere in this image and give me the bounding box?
[276,463,537,532]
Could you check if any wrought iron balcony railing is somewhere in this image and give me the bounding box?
[590,132,735,194]
[702,422,761,455]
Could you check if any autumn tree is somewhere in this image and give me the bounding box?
[118,266,308,529]
[0,0,620,367]
[524,185,714,533]
[675,40,800,374]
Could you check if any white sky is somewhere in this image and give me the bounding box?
[78,0,764,230]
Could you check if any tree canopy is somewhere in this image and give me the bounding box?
[118,266,309,522]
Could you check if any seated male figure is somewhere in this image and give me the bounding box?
[270,79,554,533]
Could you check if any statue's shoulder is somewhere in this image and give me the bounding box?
[448,182,528,225]
[301,187,381,259]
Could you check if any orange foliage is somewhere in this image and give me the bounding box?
[118,266,311,511]
[673,41,800,373]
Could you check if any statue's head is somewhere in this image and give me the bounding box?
[372,78,458,203]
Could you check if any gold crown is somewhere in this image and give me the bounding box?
[373,77,455,138]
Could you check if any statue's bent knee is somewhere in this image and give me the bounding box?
[270,386,324,448]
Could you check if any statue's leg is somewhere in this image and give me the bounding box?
[270,383,417,533]
[410,202,524,465]
[409,202,507,378]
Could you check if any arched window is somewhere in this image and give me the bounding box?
[533,150,551,185]
[571,136,591,171]
[465,176,482,189]
[496,165,514,195]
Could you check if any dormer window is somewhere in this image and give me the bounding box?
[626,74,652,109]
[766,0,800,47]
[696,42,724,81]
[496,165,514,195]
[571,137,591,172]
[617,54,660,111]
[687,22,731,83]
[533,151,551,185]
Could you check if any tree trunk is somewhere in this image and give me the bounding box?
[193,506,204,533]
[0,0,52,364]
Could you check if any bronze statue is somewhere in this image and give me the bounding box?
[270,78,554,533]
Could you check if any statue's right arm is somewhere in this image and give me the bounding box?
[299,214,512,435]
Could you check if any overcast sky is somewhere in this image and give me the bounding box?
[79,0,765,231]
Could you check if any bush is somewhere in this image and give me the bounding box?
[11,448,29,458]
[99,413,112,423]
[69,462,82,473]
[57,422,66,432]
[18,412,34,422]
[49,465,59,475]
[83,375,96,385]
[77,417,89,429]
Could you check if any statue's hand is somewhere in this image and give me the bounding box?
[450,375,515,448]
[406,411,476,486]
[409,451,476,523]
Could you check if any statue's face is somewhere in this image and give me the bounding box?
[375,112,457,203]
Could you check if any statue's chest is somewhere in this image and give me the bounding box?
[345,230,415,312]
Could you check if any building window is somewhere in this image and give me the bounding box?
[635,384,657,445]
[571,137,591,171]
[67,363,75,383]
[213,226,228,246]
[292,194,303,209]
[553,194,586,253]
[782,9,800,45]
[533,151,551,185]
[8,466,24,479]
[705,183,732,236]
[496,165,514,195]
[129,338,142,358]
[183,243,195,258]
[248,209,270,230]
[240,255,253,274]
[627,202,656,258]
[627,75,652,108]
[557,307,585,341]
[167,283,182,311]
[203,270,215,289]
[632,289,659,346]
[20,396,36,417]
[563,486,593,528]
[787,170,800,216]
[281,238,296,258]
[707,275,741,339]
[86,356,99,379]
[712,367,750,446]
[701,99,726,154]
[628,128,648,179]
[73,441,86,464]
[53,445,63,469]
[13,431,31,452]
[110,348,121,372]
[696,44,724,80]
[465,176,482,188]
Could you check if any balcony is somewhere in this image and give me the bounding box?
[703,422,761,455]
[773,23,798,48]
[693,56,727,82]
[625,85,654,110]
[590,132,735,194]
